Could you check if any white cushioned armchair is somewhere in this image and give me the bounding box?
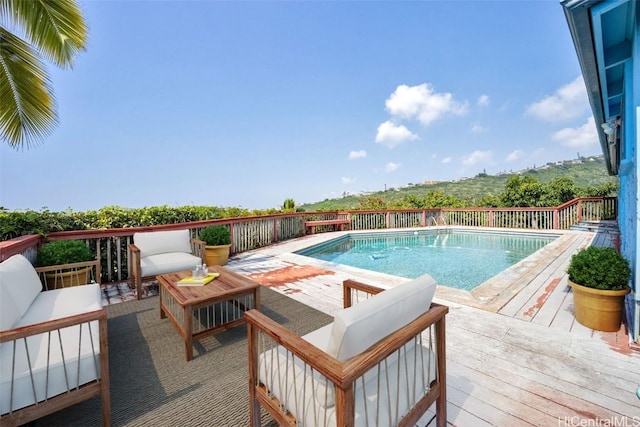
[0,254,110,426]
[128,229,205,300]
[245,274,448,427]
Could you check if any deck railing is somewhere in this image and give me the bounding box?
[0,197,617,284]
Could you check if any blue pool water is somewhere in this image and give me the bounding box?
[296,230,557,291]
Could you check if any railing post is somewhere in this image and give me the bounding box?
[422,210,426,227]
[577,200,583,223]
[273,217,278,243]
[386,211,391,229]
[229,224,235,254]
[488,210,494,228]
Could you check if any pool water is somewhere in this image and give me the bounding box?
[296,230,557,291]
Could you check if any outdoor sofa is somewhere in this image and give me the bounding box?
[245,274,448,426]
[128,229,205,300]
[0,254,110,426]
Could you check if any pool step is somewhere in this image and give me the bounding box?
[570,220,619,233]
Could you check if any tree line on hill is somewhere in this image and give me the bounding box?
[325,175,617,211]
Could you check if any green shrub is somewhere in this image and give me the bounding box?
[199,226,231,246]
[567,246,630,290]
[35,240,94,266]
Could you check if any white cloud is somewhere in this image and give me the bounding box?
[348,150,367,160]
[505,150,524,162]
[342,176,356,185]
[462,150,492,166]
[526,76,589,122]
[385,162,401,172]
[375,120,418,148]
[441,157,452,164]
[552,116,599,149]
[385,83,468,125]
[477,95,490,107]
[471,123,487,133]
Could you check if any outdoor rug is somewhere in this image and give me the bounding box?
[36,287,332,427]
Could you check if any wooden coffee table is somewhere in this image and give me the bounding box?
[157,266,260,361]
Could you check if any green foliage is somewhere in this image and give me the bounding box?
[301,156,617,211]
[0,208,85,239]
[358,196,387,210]
[543,177,578,205]
[0,205,263,241]
[578,181,618,198]
[199,225,231,246]
[35,240,94,267]
[476,194,502,208]
[283,198,296,211]
[567,247,631,290]
[1,0,88,148]
[501,176,545,207]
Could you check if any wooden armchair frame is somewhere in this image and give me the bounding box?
[128,238,205,299]
[0,310,110,427]
[245,279,448,427]
[35,259,102,290]
[0,259,110,426]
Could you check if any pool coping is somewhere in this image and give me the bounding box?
[251,226,595,312]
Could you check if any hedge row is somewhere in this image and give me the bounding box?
[0,205,285,241]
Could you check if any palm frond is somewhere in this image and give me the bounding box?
[0,26,57,149]
[1,0,87,68]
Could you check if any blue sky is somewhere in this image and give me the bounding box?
[0,1,600,212]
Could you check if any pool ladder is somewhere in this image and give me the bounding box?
[430,216,441,235]
[431,215,447,235]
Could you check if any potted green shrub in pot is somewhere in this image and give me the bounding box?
[35,240,95,289]
[199,225,231,266]
[567,246,631,332]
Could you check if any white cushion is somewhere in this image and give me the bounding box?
[0,283,103,415]
[326,274,437,362]
[259,342,436,426]
[140,252,203,277]
[0,321,102,414]
[0,254,43,323]
[133,229,192,257]
[311,331,419,409]
[0,285,20,332]
[12,284,102,328]
[303,323,333,351]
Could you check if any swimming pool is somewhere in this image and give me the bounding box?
[296,230,558,291]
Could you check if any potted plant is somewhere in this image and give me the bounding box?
[567,246,631,332]
[35,240,95,288]
[199,225,231,266]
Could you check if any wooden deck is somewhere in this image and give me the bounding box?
[227,227,640,426]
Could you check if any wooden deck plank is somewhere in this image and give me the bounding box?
[499,232,590,319]
[446,344,632,422]
[446,384,540,426]
[446,312,640,417]
[521,274,570,326]
[448,303,639,375]
[568,314,596,338]
[549,284,581,331]
[444,402,494,427]
[446,359,589,423]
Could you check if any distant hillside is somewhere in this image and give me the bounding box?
[301,155,617,211]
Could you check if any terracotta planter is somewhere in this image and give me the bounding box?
[45,267,91,290]
[569,280,631,332]
[204,244,231,266]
